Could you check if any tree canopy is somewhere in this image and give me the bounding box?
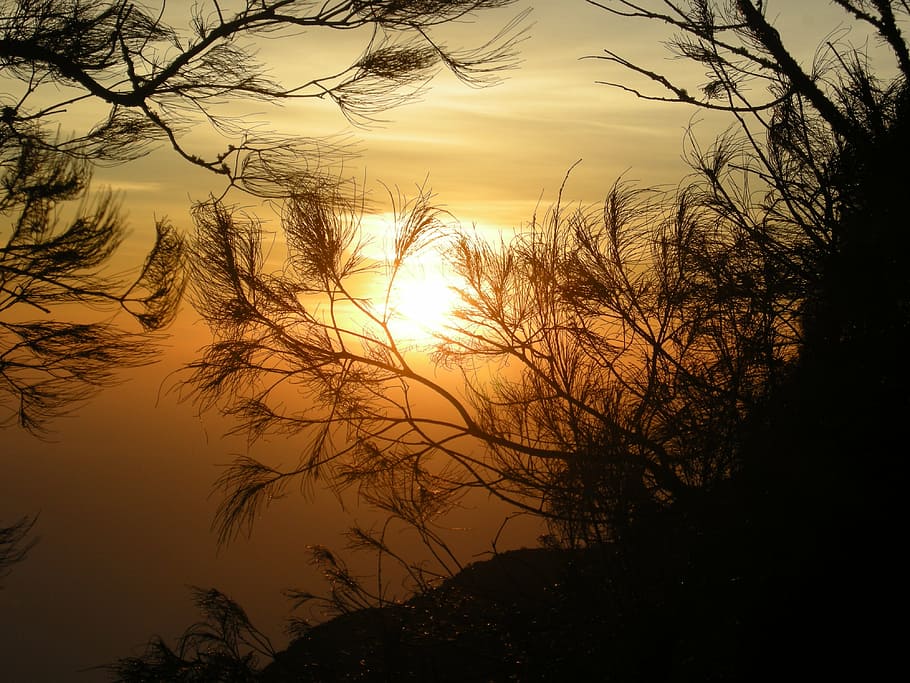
[183,0,910,551]
[1,0,530,601]
[106,1,910,679]
[0,141,185,431]
[1,0,528,432]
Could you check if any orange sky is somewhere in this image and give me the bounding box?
[0,2,868,680]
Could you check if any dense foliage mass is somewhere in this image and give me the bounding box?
[118,1,909,679]
[183,0,910,554]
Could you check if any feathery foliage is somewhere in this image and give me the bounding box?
[1,0,528,198]
[107,586,274,682]
[185,1,910,550]
[0,136,185,433]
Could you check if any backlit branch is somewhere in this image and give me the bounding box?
[1,0,528,197]
[0,139,185,433]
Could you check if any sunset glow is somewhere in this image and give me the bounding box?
[384,256,463,345]
[2,1,865,680]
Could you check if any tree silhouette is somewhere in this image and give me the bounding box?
[1,0,529,432]
[586,0,910,472]
[0,135,185,432]
[106,586,276,681]
[2,0,530,614]
[112,2,910,679]
[185,162,788,549]
[1,0,528,198]
[581,3,910,674]
[184,0,910,551]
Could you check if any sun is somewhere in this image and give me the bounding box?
[385,258,462,345]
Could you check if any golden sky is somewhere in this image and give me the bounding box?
[0,2,871,680]
[89,0,859,248]
[90,2,695,231]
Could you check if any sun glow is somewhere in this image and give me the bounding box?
[385,257,463,345]
[356,210,468,347]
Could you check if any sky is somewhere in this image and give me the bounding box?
[0,2,856,681]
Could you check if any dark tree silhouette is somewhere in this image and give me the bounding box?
[106,586,276,681]
[1,0,528,432]
[114,2,910,680]
[2,1,530,621]
[584,1,910,470]
[185,155,787,551]
[579,3,910,676]
[0,136,185,432]
[184,0,910,550]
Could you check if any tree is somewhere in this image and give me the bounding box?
[1,2,531,626]
[183,0,910,552]
[0,0,527,197]
[585,0,910,473]
[585,0,910,344]
[106,586,276,681]
[1,0,528,432]
[0,136,185,431]
[581,3,910,674]
[112,2,910,678]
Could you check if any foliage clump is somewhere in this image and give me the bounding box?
[107,1,910,679]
